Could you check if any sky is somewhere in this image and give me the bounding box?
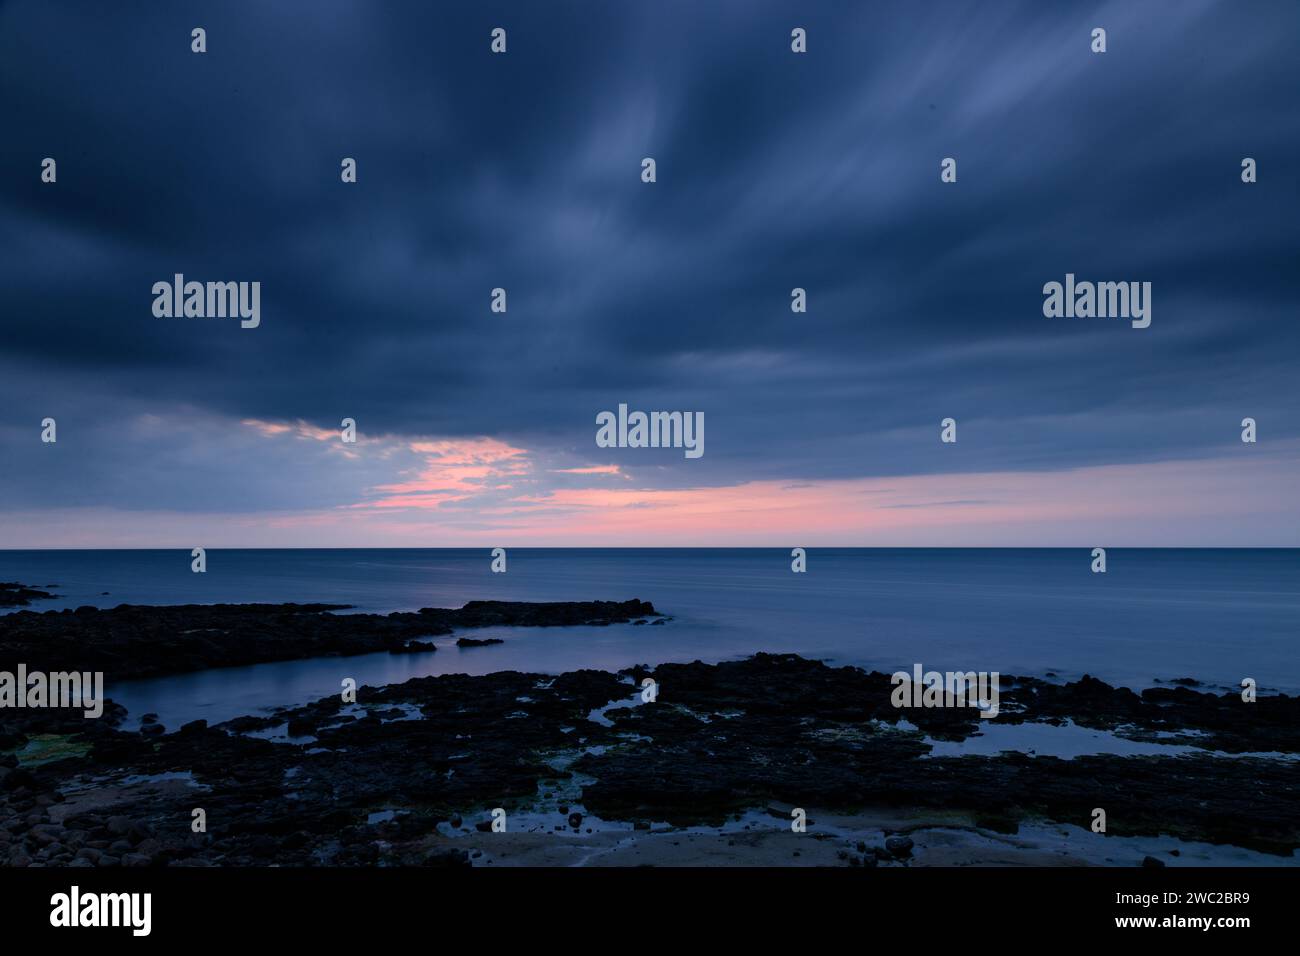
[1,0,1298,548]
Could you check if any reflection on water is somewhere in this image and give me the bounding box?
[109,624,668,728]
[2,548,1294,727]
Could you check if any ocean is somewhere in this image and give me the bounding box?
[2,548,1297,726]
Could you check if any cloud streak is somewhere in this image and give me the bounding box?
[1,0,1297,545]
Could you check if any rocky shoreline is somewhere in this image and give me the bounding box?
[0,583,58,609]
[0,597,660,680]
[3,601,1298,867]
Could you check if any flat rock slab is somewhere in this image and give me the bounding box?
[0,597,658,680]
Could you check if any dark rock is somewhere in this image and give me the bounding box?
[390,640,437,655]
[885,836,914,858]
[0,598,658,681]
[0,769,37,792]
[286,717,316,737]
[3,642,1297,867]
[127,822,154,844]
[0,582,58,608]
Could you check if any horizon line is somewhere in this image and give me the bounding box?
[3,546,1298,553]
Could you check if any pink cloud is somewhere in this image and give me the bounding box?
[28,420,1292,548]
[242,418,340,442]
[360,437,532,510]
[550,464,628,477]
[413,447,1300,546]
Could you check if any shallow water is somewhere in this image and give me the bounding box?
[916,719,1300,761]
[3,548,1297,726]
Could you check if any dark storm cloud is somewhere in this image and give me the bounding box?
[1,0,1298,513]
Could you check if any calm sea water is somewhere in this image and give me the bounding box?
[2,548,1297,726]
